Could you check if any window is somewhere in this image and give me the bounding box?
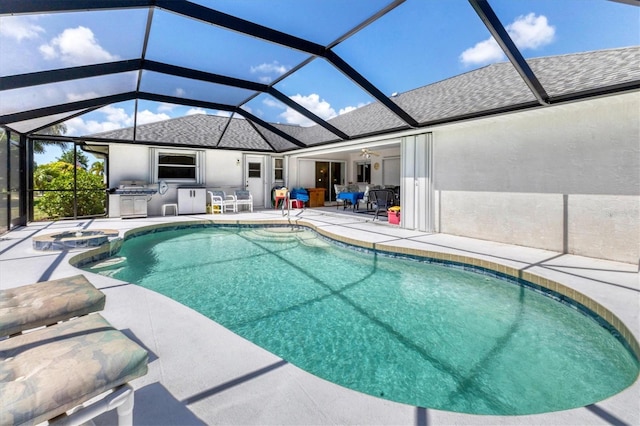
[158,153,196,179]
[274,158,283,181]
[356,162,371,183]
[152,149,204,183]
[248,162,261,178]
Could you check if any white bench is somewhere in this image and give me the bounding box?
[161,203,178,216]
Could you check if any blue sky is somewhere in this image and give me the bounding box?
[1,0,638,144]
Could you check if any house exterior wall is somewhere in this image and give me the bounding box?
[107,144,247,216]
[104,92,638,264]
[432,92,639,264]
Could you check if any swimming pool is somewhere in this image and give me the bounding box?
[84,226,639,415]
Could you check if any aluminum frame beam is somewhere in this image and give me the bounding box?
[2,0,419,129]
[469,0,550,105]
[157,0,419,127]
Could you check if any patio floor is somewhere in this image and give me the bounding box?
[1,208,638,425]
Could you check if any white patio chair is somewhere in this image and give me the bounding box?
[208,190,236,213]
[334,184,346,209]
[234,190,253,212]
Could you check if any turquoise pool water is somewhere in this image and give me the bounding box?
[86,226,639,415]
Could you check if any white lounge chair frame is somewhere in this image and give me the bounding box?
[234,190,253,212]
[208,190,236,213]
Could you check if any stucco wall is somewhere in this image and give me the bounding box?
[433,92,639,264]
[107,144,245,216]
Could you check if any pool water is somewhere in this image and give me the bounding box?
[86,227,639,415]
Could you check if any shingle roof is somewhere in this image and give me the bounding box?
[88,46,639,151]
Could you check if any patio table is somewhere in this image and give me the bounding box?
[337,191,364,210]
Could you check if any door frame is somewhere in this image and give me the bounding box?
[244,154,267,208]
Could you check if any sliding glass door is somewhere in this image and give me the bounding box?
[315,161,344,201]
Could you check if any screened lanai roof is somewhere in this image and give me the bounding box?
[1,0,639,153]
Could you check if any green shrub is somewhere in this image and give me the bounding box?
[35,164,105,218]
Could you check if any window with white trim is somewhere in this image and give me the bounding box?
[273,157,284,181]
[151,148,204,184]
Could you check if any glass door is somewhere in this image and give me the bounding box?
[315,161,344,201]
[315,162,329,200]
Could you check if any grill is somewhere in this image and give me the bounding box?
[113,180,157,195]
[114,181,158,218]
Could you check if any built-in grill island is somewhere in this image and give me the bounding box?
[110,180,158,218]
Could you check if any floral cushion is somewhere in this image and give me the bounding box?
[0,314,148,426]
[0,275,106,338]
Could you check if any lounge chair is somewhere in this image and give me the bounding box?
[0,274,106,338]
[0,313,148,426]
[234,190,253,212]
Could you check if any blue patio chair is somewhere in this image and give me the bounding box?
[289,188,309,208]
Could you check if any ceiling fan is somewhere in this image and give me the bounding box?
[360,148,380,159]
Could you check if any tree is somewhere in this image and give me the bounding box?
[32,123,68,154]
[89,161,104,176]
[58,148,89,169]
[33,161,74,190]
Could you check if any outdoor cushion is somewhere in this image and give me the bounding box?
[0,275,106,338]
[0,313,148,426]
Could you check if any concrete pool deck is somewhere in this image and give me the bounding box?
[1,209,638,425]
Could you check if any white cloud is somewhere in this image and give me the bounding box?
[157,103,176,113]
[39,26,118,65]
[215,111,234,118]
[0,16,45,41]
[136,109,170,125]
[508,13,555,49]
[251,61,289,75]
[240,105,255,116]
[186,108,207,115]
[64,116,122,136]
[339,103,367,115]
[263,98,285,109]
[280,94,337,127]
[63,105,131,136]
[66,91,101,102]
[460,13,555,66]
[459,38,505,66]
[250,61,289,83]
[261,94,365,126]
[99,105,132,126]
[63,105,169,136]
[174,88,186,97]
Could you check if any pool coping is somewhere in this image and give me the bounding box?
[3,212,639,425]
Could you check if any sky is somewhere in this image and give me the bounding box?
[1,0,638,155]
